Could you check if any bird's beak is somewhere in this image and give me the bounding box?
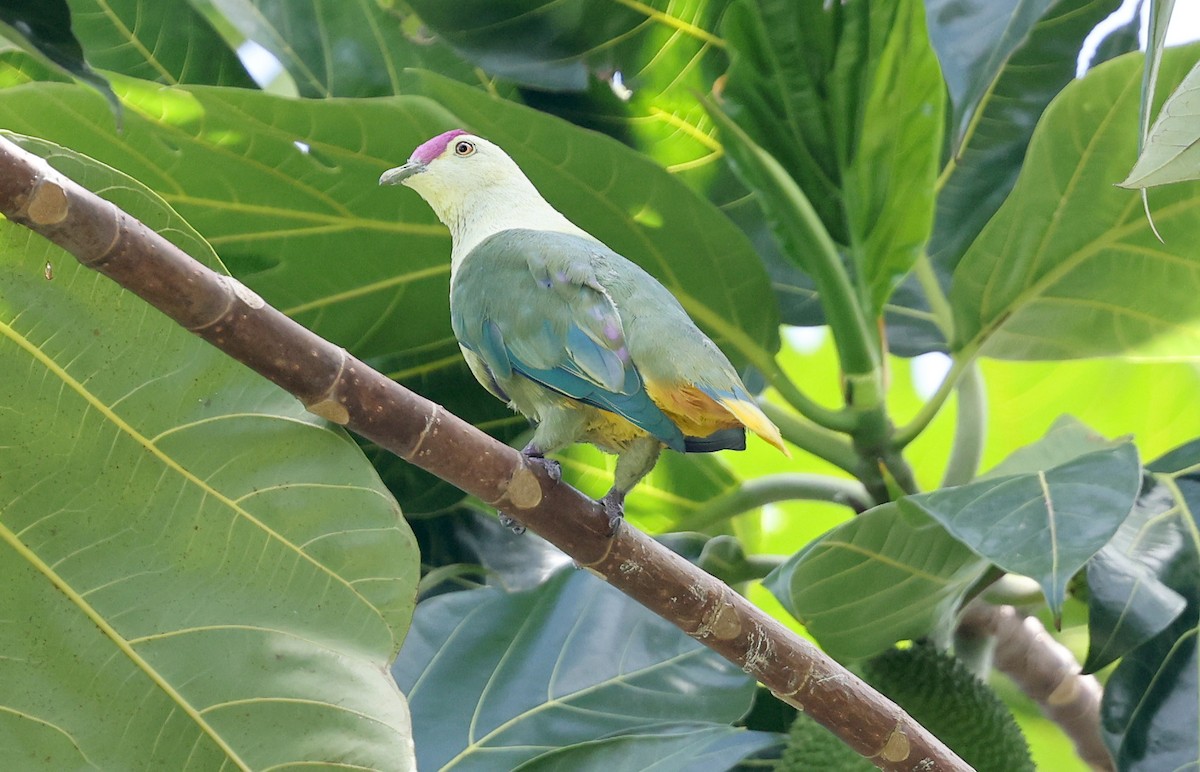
[379,160,425,186]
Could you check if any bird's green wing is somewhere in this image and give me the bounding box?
[451,229,685,451]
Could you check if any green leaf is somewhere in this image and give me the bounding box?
[950,44,1200,360]
[975,356,1200,475]
[393,569,757,771]
[923,0,1055,152]
[404,0,726,92]
[930,0,1130,276]
[1101,439,1200,771]
[720,0,843,243]
[406,508,571,597]
[1083,476,1187,673]
[763,502,989,659]
[0,135,418,768]
[0,0,117,107]
[1121,59,1200,188]
[199,0,475,96]
[721,0,943,315]
[67,0,254,86]
[0,71,464,362]
[394,0,735,196]
[906,444,1141,617]
[981,414,1128,479]
[841,0,942,313]
[514,724,780,771]
[1139,0,1177,149]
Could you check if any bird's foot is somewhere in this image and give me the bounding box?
[498,512,527,535]
[599,489,626,537]
[521,443,561,483]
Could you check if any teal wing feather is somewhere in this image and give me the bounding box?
[451,229,685,451]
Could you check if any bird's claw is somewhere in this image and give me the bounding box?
[521,444,562,483]
[498,512,527,535]
[599,490,626,537]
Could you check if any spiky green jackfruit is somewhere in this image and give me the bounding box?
[777,711,875,772]
[775,644,1033,771]
[861,643,1034,772]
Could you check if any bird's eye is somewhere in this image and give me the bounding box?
[454,140,476,157]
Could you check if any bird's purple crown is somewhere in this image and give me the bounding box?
[411,129,469,165]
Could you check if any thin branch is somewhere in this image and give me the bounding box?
[0,135,970,772]
[893,351,974,449]
[759,401,864,477]
[686,473,871,531]
[941,362,986,487]
[958,601,1114,772]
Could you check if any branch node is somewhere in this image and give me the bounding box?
[879,724,913,764]
[696,597,743,641]
[225,274,266,310]
[307,397,351,425]
[196,275,266,332]
[505,461,543,510]
[27,177,69,225]
[302,346,351,425]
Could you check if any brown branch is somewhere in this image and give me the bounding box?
[959,601,1113,771]
[0,135,972,772]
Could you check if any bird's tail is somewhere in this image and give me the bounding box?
[646,380,790,456]
[713,393,790,457]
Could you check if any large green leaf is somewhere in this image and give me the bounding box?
[515,724,779,771]
[980,414,1128,479]
[974,356,1200,475]
[198,0,476,96]
[1084,476,1187,673]
[950,45,1200,360]
[930,0,1129,277]
[0,135,418,768]
[400,0,737,195]
[763,502,989,660]
[406,0,725,92]
[1101,440,1200,771]
[1121,59,1200,188]
[721,0,943,314]
[0,71,463,362]
[923,0,1054,152]
[720,0,843,242]
[65,0,254,86]
[843,0,942,313]
[906,443,1141,617]
[392,568,758,771]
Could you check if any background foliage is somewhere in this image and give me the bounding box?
[0,0,1198,769]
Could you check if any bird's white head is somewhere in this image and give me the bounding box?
[380,130,592,261]
[379,130,519,195]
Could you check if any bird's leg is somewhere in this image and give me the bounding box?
[599,487,627,536]
[602,437,663,535]
[497,440,568,536]
[497,513,526,535]
[520,441,561,483]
